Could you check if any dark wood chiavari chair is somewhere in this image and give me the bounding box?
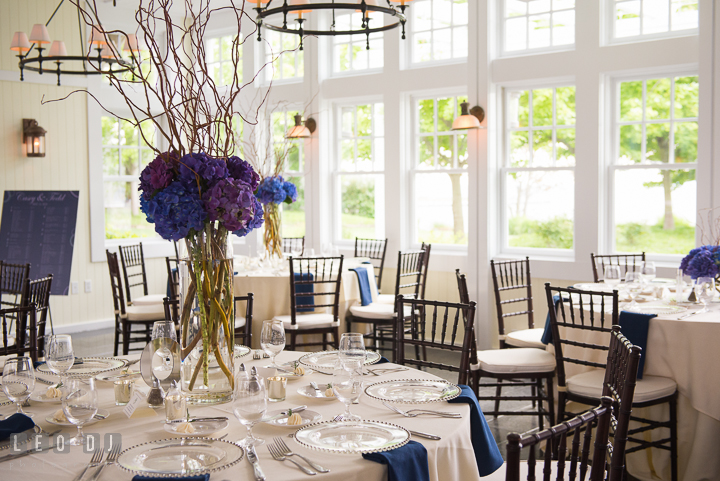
[0,304,37,360]
[234,294,254,348]
[396,296,476,386]
[282,237,305,256]
[273,256,344,351]
[458,270,555,429]
[0,261,31,310]
[20,275,53,359]
[165,256,179,301]
[119,243,164,306]
[545,283,678,481]
[354,238,388,290]
[590,252,646,283]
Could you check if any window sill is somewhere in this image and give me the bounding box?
[105,238,175,260]
[404,57,468,71]
[498,45,575,60]
[604,30,698,48]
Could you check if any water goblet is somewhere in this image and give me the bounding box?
[261,320,285,368]
[62,378,99,445]
[2,357,35,417]
[46,334,75,384]
[640,261,656,285]
[624,271,642,307]
[291,245,303,258]
[232,374,267,447]
[603,265,622,288]
[694,277,715,314]
[151,320,177,341]
[332,363,363,422]
[339,332,366,371]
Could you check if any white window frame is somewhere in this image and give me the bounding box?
[205,33,242,87]
[405,0,469,68]
[409,90,469,252]
[498,80,577,258]
[604,0,699,46]
[328,12,384,76]
[498,0,576,58]
[258,30,304,85]
[605,68,699,263]
[332,98,386,246]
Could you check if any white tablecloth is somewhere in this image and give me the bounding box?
[234,259,378,348]
[554,301,720,481]
[1,351,482,481]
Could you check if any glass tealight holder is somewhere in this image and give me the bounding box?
[114,379,134,406]
[267,376,287,402]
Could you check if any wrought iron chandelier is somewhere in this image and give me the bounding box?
[10,0,134,86]
[254,0,412,50]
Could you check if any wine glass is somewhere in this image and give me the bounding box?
[151,320,177,341]
[624,271,642,307]
[260,320,285,368]
[2,357,35,417]
[321,243,332,257]
[339,333,366,371]
[694,277,715,314]
[62,378,99,446]
[232,372,267,447]
[332,363,363,422]
[46,334,75,384]
[640,261,656,285]
[152,320,177,377]
[603,265,622,288]
[291,244,303,258]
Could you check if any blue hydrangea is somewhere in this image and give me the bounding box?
[141,181,207,241]
[283,181,298,203]
[680,245,720,279]
[256,175,298,205]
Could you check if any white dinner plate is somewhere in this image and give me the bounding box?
[30,389,62,403]
[164,419,228,437]
[297,385,337,401]
[45,408,109,426]
[263,409,322,428]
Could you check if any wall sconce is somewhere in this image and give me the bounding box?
[451,102,485,131]
[23,119,47,157]
[286,113,316,139]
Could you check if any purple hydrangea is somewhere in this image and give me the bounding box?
[227,156,260,191]
[256,176,297,205]
[202,178,258,232]
[139,151,178,200]
[680,245,720,279]
[178,152,229,188]
[233,197,264,238]
[141,181,207,241]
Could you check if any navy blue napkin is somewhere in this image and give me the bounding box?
[295,272,315,313]
[618,310,655,379]
[133,475,209,481]
[351,267,372,306]
[363,440,429,481]
[0,413,35,441]
[448,385,504,477]
[541,294,563,345]
[376,356,390,364]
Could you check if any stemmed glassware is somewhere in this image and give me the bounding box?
[232,369,267,447]
[640,261,656,286]
[151,320,177,341]
[62,378,99,445]
[339,333,366,371]
[2,357,35,417]
[46,334,75,384]
[624,271,643,307]
[603,265,622,288]
[291,245,303,258]
[694,277,715,314]
[152,320,177,376]
[332,363,363,422]
[261,320,285,368]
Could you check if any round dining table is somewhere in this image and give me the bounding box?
[0,351,484,481]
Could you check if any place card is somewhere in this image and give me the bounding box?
[123,390,145,418]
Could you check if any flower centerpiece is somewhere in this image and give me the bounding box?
[679,246,720,280]
[256,175,298,258]
[63,0,269,403]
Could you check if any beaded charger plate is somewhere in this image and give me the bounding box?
[364,379,461,404]
[294,420,409,454]
[36,357,128,378]
[299,350,381,373]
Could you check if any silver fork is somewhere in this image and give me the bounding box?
[382,401,461,418]
[89,442,121,481]
[273,437,329,473]
[72,446,103,481]
[267,443,316,475]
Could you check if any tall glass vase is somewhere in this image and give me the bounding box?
[264,203,282,259]
[178,228,235,404]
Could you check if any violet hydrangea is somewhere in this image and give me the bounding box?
[233,197,265,238]
[227,156,260,191]
[681,245,720,279]
[202,178,262,233]
[139,152,178,200]
[178,152,229,188]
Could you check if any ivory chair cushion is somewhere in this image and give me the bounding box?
[125,304,166,321]
[505,328,546,349]
[272,313,339,330]
[349,303,412,320]
[130,294,166,306]
[376,294,395,305]
[235,316,246,329]
[473,348,556,374]
[0,336,16,348]
[567,368,677,403]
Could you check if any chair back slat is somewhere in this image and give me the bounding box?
[21,275,53,357]
[234,293,254,348]
[0,261,31,296]
[491,257,534,341]
[282,237,305,256]
[354,238,388,290]
[590,252,645,283]
[166,257,179,301]
[396,296,476,386]
[0,304,37,359]
[288,256,344,325]
[119,243,149,303]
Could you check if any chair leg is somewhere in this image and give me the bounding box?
[493,379,503,418]
[332,327,340,350]
[557,391,567,424]
[322,333,328,351]
[122,322,130,355]
[531,383,537,408]
[290,332,297,351]
[669,394,678,481]
[546,376,555,427]
[536,378,544,430]
[113,321,120,357]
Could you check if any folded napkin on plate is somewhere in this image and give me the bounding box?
[376,356,390,364]
[363,440,429,481]
[618,310,656,379]
[132,475,209,481]
[448,385,503,477]
[351,267,373,306]
[294,272,315,313]
[0,413,35,441]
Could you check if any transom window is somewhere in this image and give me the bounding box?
[502,0,575,55]
[410,0,468,64]
[206,34,241,86]
[335,102,385,241]
[502,85,576,251]
[332,13,383,73]
[611,0,698,41]
[610,75,698,255]
[413,95,468,246]
[101,117,156,240]
[263,31,304,82]
[272,111,306,237]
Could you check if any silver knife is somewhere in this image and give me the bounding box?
[0,444,56,463]
[409,430,441,440]
[247,445,266,481]
[166,416,228,424]
[309,381,322,394]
